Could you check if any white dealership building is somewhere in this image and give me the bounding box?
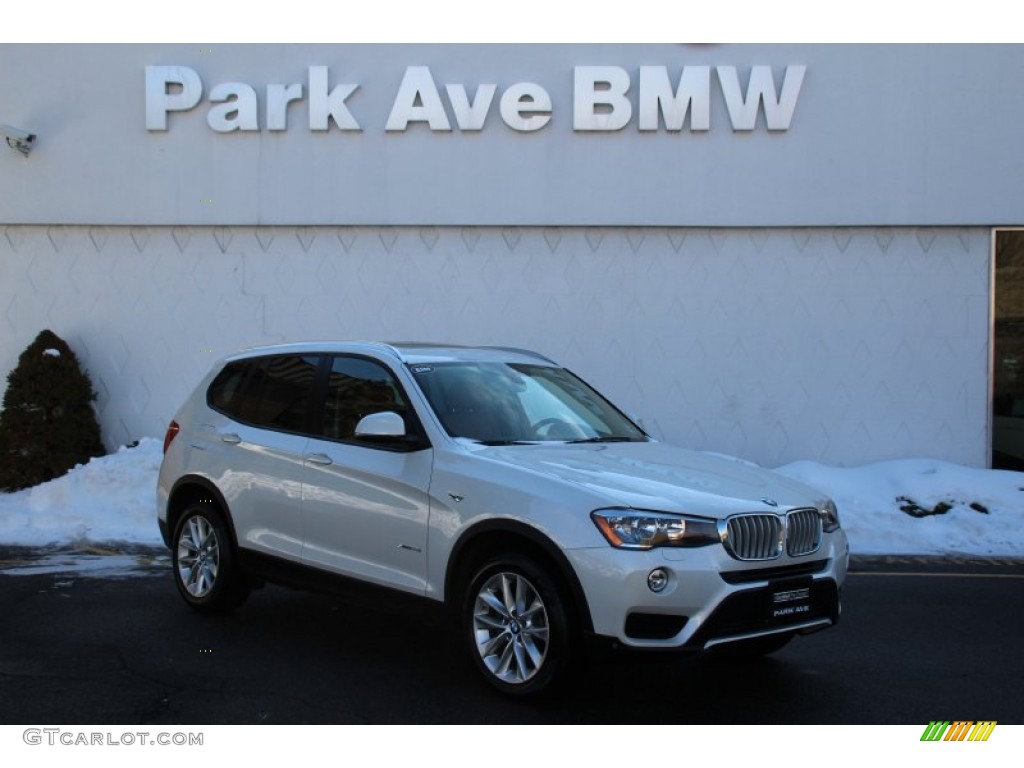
[1,44,1022,469]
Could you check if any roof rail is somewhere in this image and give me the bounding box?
[359,341,404,360]
[482,346,557,364]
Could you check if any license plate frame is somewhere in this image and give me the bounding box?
[767,576,814,623]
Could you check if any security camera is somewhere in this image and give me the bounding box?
[1,124,36,156]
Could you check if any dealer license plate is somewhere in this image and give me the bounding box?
[768,579,813,621]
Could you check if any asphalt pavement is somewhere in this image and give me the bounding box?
[0,545,1021,724]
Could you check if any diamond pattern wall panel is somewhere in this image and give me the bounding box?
[0,225,990,467]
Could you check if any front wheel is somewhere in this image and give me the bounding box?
[464,554,571,697]
[172,502,249,613]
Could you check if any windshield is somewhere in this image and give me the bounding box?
[408,362,647,444]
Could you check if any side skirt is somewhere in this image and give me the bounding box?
[236,549,449,624]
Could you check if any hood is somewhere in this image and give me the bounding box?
[478,441,827,517]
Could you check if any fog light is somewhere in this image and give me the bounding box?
[647,568,669,593]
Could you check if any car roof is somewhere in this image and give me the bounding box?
[224,341,557,366]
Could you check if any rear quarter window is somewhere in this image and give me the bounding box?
[207,361,251,418]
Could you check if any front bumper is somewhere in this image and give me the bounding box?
[566,531,848,650]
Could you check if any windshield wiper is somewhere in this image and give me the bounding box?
[566,435,645,444]
[474,439,539,446]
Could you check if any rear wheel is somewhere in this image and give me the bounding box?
[464,553,571,697]
[172,502,249,613]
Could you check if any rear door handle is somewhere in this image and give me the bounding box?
[220,433,241,445]
[305,453,333,466]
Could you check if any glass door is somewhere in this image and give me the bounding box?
[993,230,1024,470]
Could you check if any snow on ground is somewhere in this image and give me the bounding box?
[775,459,1024,557]
[0,438,1021,557]
[0,438,163,547]
[0,551,168,578]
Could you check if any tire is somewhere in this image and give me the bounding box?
[464,553,571,697]
[713,632,793,658]
[171,502,250,613]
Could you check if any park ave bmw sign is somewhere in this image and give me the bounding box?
[145,64,806,134]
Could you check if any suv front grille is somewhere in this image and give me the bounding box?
[723,509,822,561]
[786,508,822,556]
[725,514,783,560]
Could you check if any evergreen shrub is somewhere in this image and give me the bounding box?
[0,329,105,491]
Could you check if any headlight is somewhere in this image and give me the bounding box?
[819,500,841,532]
[591,509,721,550]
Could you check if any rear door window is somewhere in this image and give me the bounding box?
[208,355,321,434]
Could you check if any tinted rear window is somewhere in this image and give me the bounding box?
[208,355,321,433]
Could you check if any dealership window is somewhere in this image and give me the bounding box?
[993,230,1024,470]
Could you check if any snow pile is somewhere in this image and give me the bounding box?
[775,459,1024,556]
[0,438,163,546]
[0,438,1021,556]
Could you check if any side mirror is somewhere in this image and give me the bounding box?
[355,411,407,438]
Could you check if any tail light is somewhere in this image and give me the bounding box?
[163,420,181,454]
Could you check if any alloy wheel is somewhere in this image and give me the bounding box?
[176,514,221,598]
[472,571,550,685]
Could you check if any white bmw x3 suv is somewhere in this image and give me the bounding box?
[158,342,848,695]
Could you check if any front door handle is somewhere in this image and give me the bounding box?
[305,453,333,466]
[220,433,241,445]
